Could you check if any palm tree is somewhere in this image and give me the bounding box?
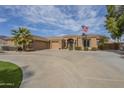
[12,27,32,51]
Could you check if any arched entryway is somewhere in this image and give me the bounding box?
[67,38,74,50]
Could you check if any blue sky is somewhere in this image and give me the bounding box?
[0,5,109,37]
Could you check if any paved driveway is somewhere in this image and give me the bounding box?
[0,50,124,88]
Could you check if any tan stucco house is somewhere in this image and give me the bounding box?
[49,34,104,50]
[0,34,105,50]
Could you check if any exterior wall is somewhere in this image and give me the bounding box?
[90,38,98,48]
[0,39,16,51]
[78,38,83,48]
[0,39,13,46]
[0,39,14,46]
[5,40,15,46]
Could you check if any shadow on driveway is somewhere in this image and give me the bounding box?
[20,65,35,88]
[104,50,124,59]
[104,50,124,55]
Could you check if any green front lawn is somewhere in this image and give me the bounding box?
[0,61,23,88]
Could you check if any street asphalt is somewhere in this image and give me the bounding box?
[0,50,124,88]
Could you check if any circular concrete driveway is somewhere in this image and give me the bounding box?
[0,50,124,88]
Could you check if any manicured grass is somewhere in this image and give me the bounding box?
[0,61,23,88]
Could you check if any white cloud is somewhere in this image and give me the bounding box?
[0,17,7,23]
[56,33,67,36]
[2,5,106,35]
[12,25,39,32]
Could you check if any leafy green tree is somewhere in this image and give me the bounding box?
[105,17,121,42]
[105,5,123,43]
[98,36,109,50]
[117,13,124,34]
[99,36,108,45]
[106,5,116,17]
[12,27,32,51]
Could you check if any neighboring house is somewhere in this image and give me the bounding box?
[0,39,5,50]
[0,34,106,50]
[0,36,12,46]
[0,36,16,51]
[0,39,5,46]
[0,35,50,51]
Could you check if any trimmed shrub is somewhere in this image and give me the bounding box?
[98,45,104,50]
[84,47,88,51]
[68,46,73,50]
[91,47,97,51]
[2,46,17,51]
[75,47,82,50]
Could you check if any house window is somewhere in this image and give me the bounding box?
[83,39,90,47]
[97,40,100,45]
[87,40,90,47]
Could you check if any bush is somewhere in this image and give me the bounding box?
[0,50,4,53]
[2,46,16,51]
[68,46,73,50]
[98,43,120,50]
[75,47,82,50]
[64,47,68,49]
[98,45,104,50]
[91,47,97,51]
[84,47,88,51]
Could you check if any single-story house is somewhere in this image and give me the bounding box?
[48,34,105,50]
[0,34,107,50]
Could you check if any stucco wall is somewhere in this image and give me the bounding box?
[90,38,97,48]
